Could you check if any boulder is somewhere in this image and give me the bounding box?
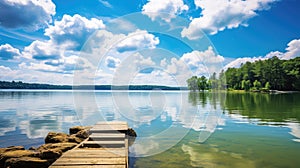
[0,146,25,154]
[127,128,137,137]
[0,150,38,167]
[69,126,90,134]
[37,142,77,153]
[4,157,49,168]
[39,149,62,159]
[67,134,83,144]
[45,132,69,143]
[75,129,89,139]
[126,128,137,147]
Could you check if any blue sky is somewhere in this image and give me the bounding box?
[0,0,300,86]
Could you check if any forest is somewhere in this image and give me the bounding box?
[187,56,300,91]
[0,81,185,90]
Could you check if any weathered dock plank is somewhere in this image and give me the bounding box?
[82,140,125,148]
[50,165,126,168]
[61,149,126,158]
[89,133,125,141]
[52,158,126,165]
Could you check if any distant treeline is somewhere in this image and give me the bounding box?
[187,56,300,91]
[0,81,187,90]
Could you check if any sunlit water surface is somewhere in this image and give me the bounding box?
[0,90,299,167]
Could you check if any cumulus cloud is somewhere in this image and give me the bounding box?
[224,39,300,69]
[181,47,225,75]
[0,0,56,30]
[224,57,263,69]
[105,56,120,69]
[112,53,156,85]
[181,46,224,69]
[20,55,93,74]
[0,44,21,60]
[182,0,278,39]
[131,70,179,86]
[45,14,105,47]
[282,39,300,60]
[156,47,225,85]
[142,0,188,22]
[24,14,105,60]
[116,30,159,53]
[21,14,105,74]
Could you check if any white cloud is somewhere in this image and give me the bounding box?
[44,14,105,47]
[20,14,105,75]
[224,57,263,69]
[24,14,105,60]
[105,56,120,69]
[151,47,225,86]
[0,0,56,30]
[20,55,93,74]
[116,30,159,53]
[0,64,75,84]
[181,46,224,68]
[224,39,300,69]
[142,0,188,22]
[166,46,224,75]
[182,0,277,39]
[99,0,112,8]
[282,39,300,60]
[131,70,179,86]
[0,44,21,60]
[110,52,158,85]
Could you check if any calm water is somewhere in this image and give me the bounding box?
[0,90,300,167]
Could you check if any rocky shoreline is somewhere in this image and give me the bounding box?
[0,126,137,168]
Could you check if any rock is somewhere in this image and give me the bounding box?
[75,129,89,139]
[39,149,62,159]
[126,128,137,147]
[4,157,49,168]
[127,128,137,137]
[0,146,25,154]
[45,132,69,143]
[28,146,37,151]
[67,134,83,144]
[69,126,88,134]
[0,150,38,167]
[37,142,77,153]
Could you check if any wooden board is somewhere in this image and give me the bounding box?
[52,158,126,165]
[90,133,125,139]
[50,165,125,168]
[61,149,126,158]
[82,140,125,148]
[90,125,128,132]
[95,121,128,125]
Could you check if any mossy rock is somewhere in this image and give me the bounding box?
[45,132,69,143]
[0,150,38,167]
[4,157,49,168]
[37,142,77,153]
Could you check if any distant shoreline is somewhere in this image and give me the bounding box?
[0,81,188,91]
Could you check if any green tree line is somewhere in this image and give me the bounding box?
[187,56,300,91]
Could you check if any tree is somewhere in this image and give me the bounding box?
[265,82,271,90]
[241,80,251,91]
[209,72,218,89]
[187,76,198,91]
[197,76,208,91]
[253,80,262,90]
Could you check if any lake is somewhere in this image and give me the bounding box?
[0,90,299,167]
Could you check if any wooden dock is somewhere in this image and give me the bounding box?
[50,121,129,168]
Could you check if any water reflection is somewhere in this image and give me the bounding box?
[0,90,300,161]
